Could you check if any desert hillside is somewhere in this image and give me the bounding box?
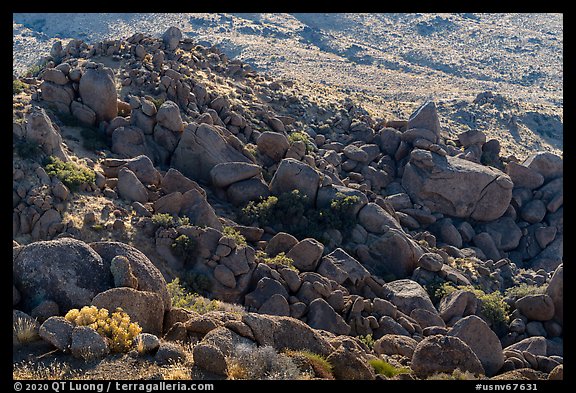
[13,14,563,382]
[13,13,563,159]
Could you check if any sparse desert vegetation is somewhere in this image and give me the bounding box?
[12,13,562,382]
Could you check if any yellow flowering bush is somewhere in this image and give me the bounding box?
[65,306,142,353]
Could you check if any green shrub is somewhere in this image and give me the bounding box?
[151,213,190,228]
[479,290,510,327]
[255,250,297,271]
[80,126,108,151]
[239,190,359,242]
[25,61,46,78]
[182,270,212,296]
[434,283,510,328]
[244,143,258,157]
[433,281,458,304]
[368,359,410,377]
[90,223,105,232]
[240,195,279,227]
[149,97,165,111]
[44,156,95,191]
[357,334,375,350]
[167,278,221,314]
[316,192,359,232]
[504,283,548,300]
[222,226,247,247]
[287,131,314,153]
[171,235,196,264]
[167,278,199,308]
[13,79,28,95]
[424,277,451,305]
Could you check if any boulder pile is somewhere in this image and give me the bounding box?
[13,27,562,380]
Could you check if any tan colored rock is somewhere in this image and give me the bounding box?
[91,287,164,336]
[411,335,485,378]
[402,149,513,221]
[79,65,118,122]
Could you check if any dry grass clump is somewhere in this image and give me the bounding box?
[13,361,76,380]
[226,344,304,380]
[13,315,40,344]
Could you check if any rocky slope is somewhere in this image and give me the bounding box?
[13,26,563,381]
[13,13,563,160]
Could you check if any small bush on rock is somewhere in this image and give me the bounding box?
[167,278,221,314]
[255,250,297,271]
[504,283,548,300]
[287,131,314,153]
[436,283,510,328]
[171,235,196,264]
[151,213,190,228]
[357,334,375,350]
[222,226,247,247]
[284,349,333,379]
[65,306,142,353]
[13,316,40,344]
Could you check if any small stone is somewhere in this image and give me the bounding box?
[134,333,160,354]
[39,316,74,352]
[155,341,187,365]
[416,252,444,272]
[70,326,109,361]
[110,255,139,289]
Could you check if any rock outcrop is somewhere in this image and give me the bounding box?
[402,149,513,221]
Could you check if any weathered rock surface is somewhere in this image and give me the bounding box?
[91,287,165,335]
[269,158,320,203]
[117,167,148,203]
[402,149,513,221]
[374,334,418,358]
[171,123,251,183]
[383,279,436,315]
[89,241,171,312]
[307,298,351,335]
[24,107,69,160]
[546,264,563,325]
[70,326,109,361]
[448,315,504,376]
[411,335,485,378]
[515,294,555,321]
[78,65,118,122]
[13,238,111,312]
[210,162,261,188]
[38,316,74,352]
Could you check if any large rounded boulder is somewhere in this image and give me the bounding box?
[78,65,118,123]
[89,241,171,312]
[13,238,112,313]
[402,149,513,221]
